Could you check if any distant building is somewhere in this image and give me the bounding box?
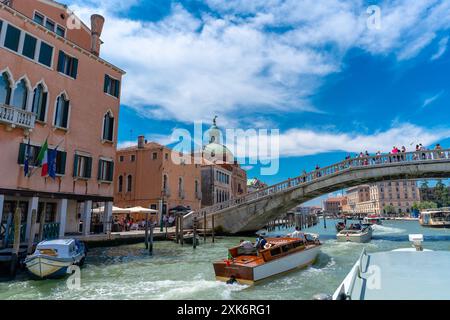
[323,197,348,215]
[344,180,420,215]
[200,119,247,207]
[419,186,450,203]
[296,205,322,215]
[114,137,202,220]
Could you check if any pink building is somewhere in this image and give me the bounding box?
[0,0,125,240]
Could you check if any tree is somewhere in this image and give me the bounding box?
[420,180,429,189]
[412,201,437,211]
[383,205,396,216]
[434,180,449,208]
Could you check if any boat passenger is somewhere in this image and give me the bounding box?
[291,227,303,239]
[258,236,268,250]
[239,239,255,254]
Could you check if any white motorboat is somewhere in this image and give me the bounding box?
[362,216,382,225]
[24,239,86,279]
[332,234,450,300]
[336,224,372,243]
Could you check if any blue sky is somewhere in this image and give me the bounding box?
[67,0,450,203]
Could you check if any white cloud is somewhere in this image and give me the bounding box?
[421,91,445,108]
[67,0,450,125]
[431,37,449,61]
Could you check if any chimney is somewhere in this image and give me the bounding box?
[90,14,105,56]
[138,136,145,149]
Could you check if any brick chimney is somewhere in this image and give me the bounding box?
[138,136,145,149]
[90,14,105,56]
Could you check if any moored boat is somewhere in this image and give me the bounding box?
[419,208,450,228]
[332,234,450,300]
[335,221,346,232]
[336,224,372,243]
[24,239,86,279]
[213,234,321,285]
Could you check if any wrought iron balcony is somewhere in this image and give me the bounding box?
[0,103,36,131]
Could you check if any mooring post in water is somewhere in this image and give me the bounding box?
[149,223,154,255]
[27,209,37,255]
[323,214,327,229]
[3,212,13,248]
[203,212,207,243]
[180,215,184,246]
[175,215,179,244]
[144,212,149,249]
[10,206,21,277]
[38,205,46,241]
[211,214,215,243]
[193,216,197,249]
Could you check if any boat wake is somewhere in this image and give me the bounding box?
[371,224,405,235]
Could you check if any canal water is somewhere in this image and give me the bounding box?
[1,219,450,300]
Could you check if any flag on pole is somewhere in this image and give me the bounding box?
[24,138,31,177]
[48,148,57,179]
[36,139,49,177]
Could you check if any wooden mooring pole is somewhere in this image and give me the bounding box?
[193,217,197,249]
[27,209,37,255]
[149,223,154,255]
[211,215,215,243]
[175,215,179,244]
[323,214,327,229]
[203,212,207,243]
[144,212,149,249]
[10,206,21,277]
[180,215,184,246]
[38,206,46,241]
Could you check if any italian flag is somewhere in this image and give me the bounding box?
[36,139,49,177]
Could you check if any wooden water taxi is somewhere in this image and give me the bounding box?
[362,215,382,225]
[419,208,450,228]
[213,234,321,285]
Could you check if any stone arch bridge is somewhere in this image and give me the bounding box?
[184,149,450,234]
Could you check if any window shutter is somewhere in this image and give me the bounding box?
[71,58,78,79]
[57,51,65,73]
[97,160,102,180]
[62,99,69,128]
[86,157,92,178]
[108,161,114,181]
[114,79,120,98]
[18,143,26,164]
[73,154,79,177]
[104,75,109,93]
[39,92,47,121]
[59,151,67,175]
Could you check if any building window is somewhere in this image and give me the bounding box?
[98,159,114,182]
[18,143,66,175]
[45,19,55,32]
[38,41,53,67]
[102,111,114,141]
[56,25,65,37]
[22,34,37,60]
[118,175,123,192]
[4,24,21,52]
[0,72,12,105]
[57,51,78,79]
[54,94,70,128]
[33,12,44,25]
[152,152,158,160]
[131,155,136,162]
[73,154,92,179]
[104,75,120,98]
[32,84,47,122]
[165,153,169,160]
[11,79,28,110]
[127,175,132,192]
[119,155,124,162]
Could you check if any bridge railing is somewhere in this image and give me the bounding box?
[195,148,450,218]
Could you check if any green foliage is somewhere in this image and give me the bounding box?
[412,201,438,211]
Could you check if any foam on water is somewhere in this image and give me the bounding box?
[372,224,405,235]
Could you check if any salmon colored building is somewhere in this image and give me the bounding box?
[114,136,203,221]
[0,0,125,240]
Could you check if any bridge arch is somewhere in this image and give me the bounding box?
[189,149,450,234]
